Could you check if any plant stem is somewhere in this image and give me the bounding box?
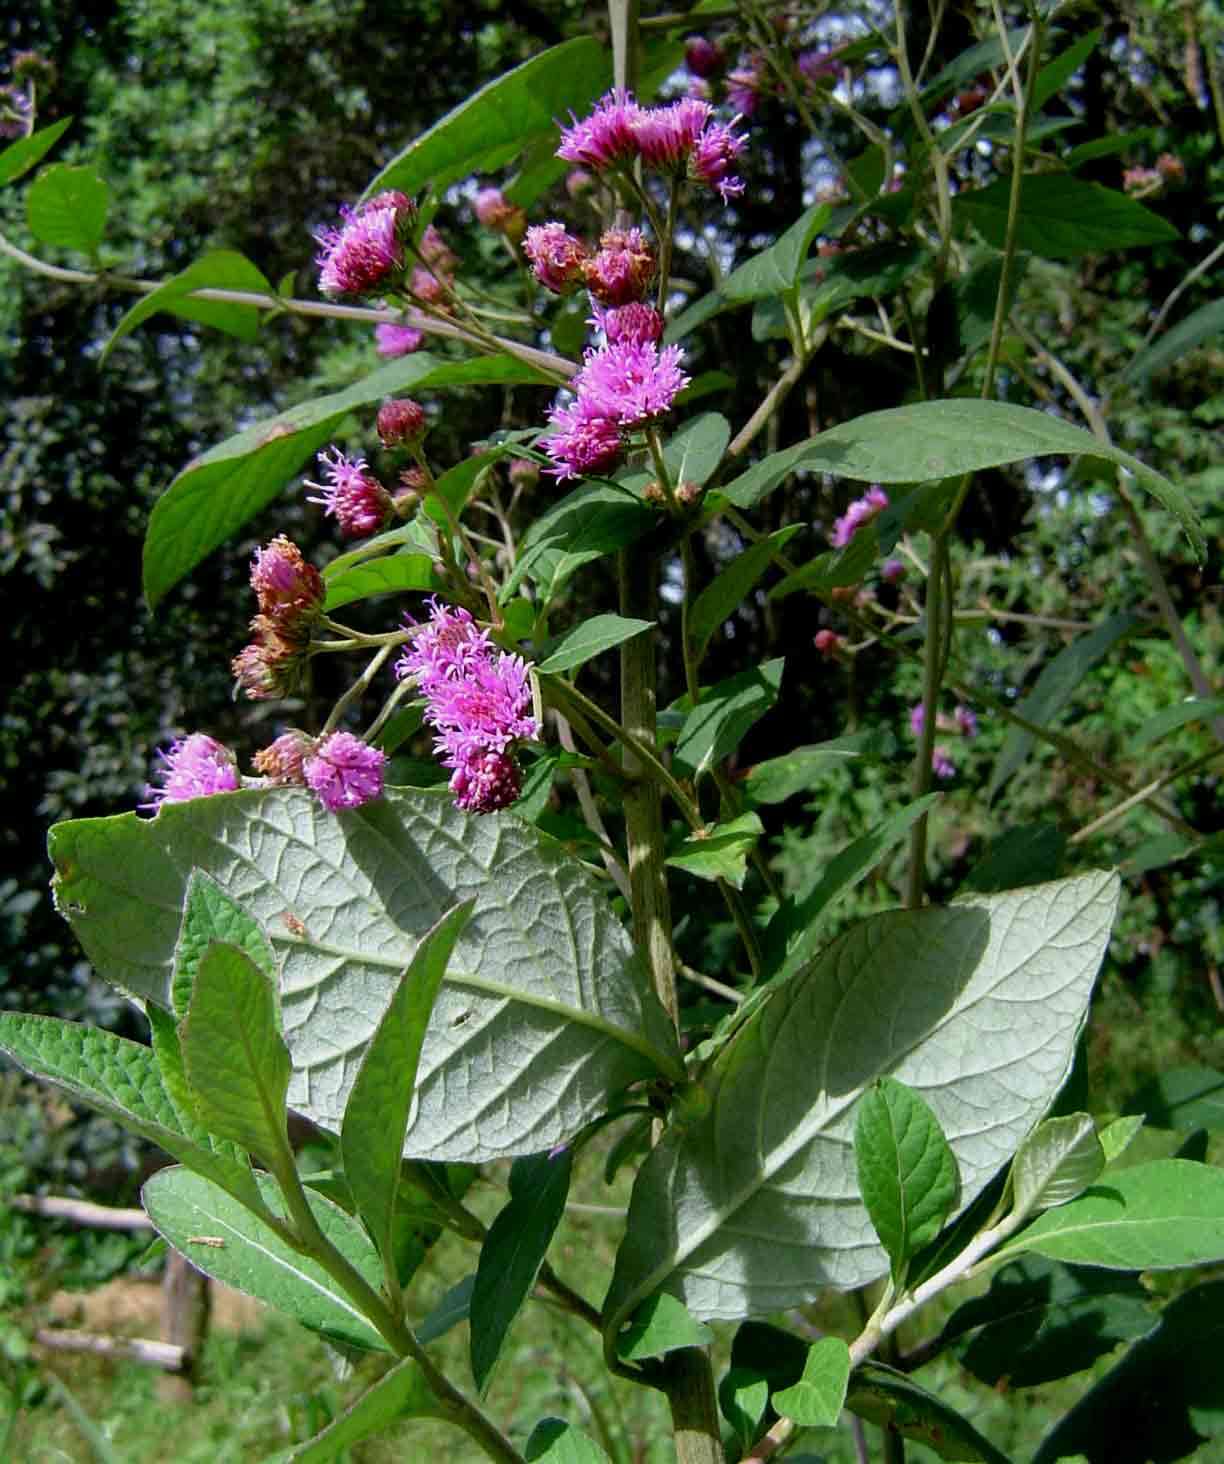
[320,644,395,737]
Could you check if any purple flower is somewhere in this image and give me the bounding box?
[583,228,656,307]
[540,397,624,481]
[523,222,589,294]
[727,57,767,117]
[881,558,906,583]
[315,191,413,298]
[375,322,425,357]
[397,599,540,815]
[250,536,324,629]
[571,338,689,428]
[954,705,978,739]
[307,448,392,538]
[304,731,386,811]
[685,36,725,79]
[689,119,747,201]
[631,97,713,169]
[557,89,644,171]
[910,702,926,737]
[144,734,239,808]
[0,84,33,140]
[473,186,525,239]
[798,48,842,84]
[593,303,665,347]
[830,487,889,548]
[376,398,427,447]
[932,746,956,781]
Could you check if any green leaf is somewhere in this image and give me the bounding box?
[614,1291,714,1362]
[718,1368,771,1450]
[50,788,682,1164]
[997,1159,1224,1270]
[672,659,785,781]
[722,203,833,303]
[341,903,472,1279]
[663,411,732,488]
[504,481,656,600]
[665,813,763,890]
[1132,695,1224,749]
[288,1358,443,1462]
[1098,1115,1144,1164]
[769,521,881,600]
[536,615,654,673]
[1064,129,1157,168]
[0,1013,262,1212]
[0,116,73,186]
[182,942,291,1167]
[772,1336,851,1428]
[365,38,613,200]
[855,1078,959,1278]
[846,1363,1013,1464]
[1011,1114,1105,1221]
[141,1166,387,1351]
[953,173,1178,257]
[1123,299,1224,386]
[173,871,277,1022]
[961,824,1067,894]
[715,401,1203,555]
[762,794,939,980]
[1033,1280,1224,1464]
[471,1148,573,1393]
[604,871,1119,1324]
[101,250,271,363]
[743,729,896,804]
[424,449,506,525]
[524,1419,613,1464]
[689,526,804,662]
[142,353,553,610]
[26,163,109,253]
[1031,30,1103,110]
[322,552,438,612]
[989,612,1140,799]
[940,1255,1153,1390]
[147,1003,244,1165]
[417,1273,474,1344]
[1126,1066,1224,1132]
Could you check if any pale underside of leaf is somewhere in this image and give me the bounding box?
[605,871,1119,1325]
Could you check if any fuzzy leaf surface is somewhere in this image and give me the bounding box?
[604,871,1119,1324]
[1011,1113,1104,1220]
[50,787,681,1163]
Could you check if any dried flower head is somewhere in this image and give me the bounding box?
[584,227,656,306]
[253,730,312,785]
[232,620,309,700]
[523,222,589,294]
[250,536,324,629]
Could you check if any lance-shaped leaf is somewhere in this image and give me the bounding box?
[341,903,473,1277]
[661,411,732,487]
[604,871,1119,1325]
[0,116,73,186]
[666,813,763,890]
[614,1291,714,1363]
[1126,1064,1224,1132]
[854,1077,959,1279]
[715,400,1202,556]
[536,615,654,674]
[142,1166,387,1351]
[688,526,804,663]
[0,1013,262,1212]
[672,659,785,781]
[173,871,277,1020]
[1123,299,1224,387]
[322,552,438,613]
[743,730,896,805]
[772,1337,851,1428]
[287,1357,444,1462]
[503,481,656,600]
[101,250,271,362]
[846,1363,1012,1464]
[952,173,1178,257]
[1011,1113,1104,1221]
[142,353,553,609]
[50,787,681,1163]
[995,1158,1224,1270]
[471,1148,574,1392]
[181,942,292,1167]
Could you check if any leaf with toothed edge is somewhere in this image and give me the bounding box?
[49,787,682,1164]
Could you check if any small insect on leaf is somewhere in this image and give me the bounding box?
[185,1235,226,1248]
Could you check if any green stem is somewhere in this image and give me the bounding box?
[905,538,948,908]
[320,645,395,737]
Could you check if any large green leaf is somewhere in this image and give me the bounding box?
[715,400,1202,556]
[288,1359,444,1462]
[996,1159,1224,1270]
[1033,1280,1224,1464]
[536,615,654,673]
[365,38,612,201]
[49,787,681,1163]
[722,204,833,304]
[322,552,438,612]
[743,730,896,805]
[1126,1065,1224,1132]
[672,659,785,781]
[503,481,656,600]
[604,871,1118,1324]
[142,353,553,609]
[989,612,1140,799]
[1010,1114,1104,1220]
[525,1420,613,1464]
[142,1166,387,1351]
[614,1291,714,1362]
[662,412,731,488]
[952,174,1178,256]
[689,526,804,663]
[772,1337,851,1428]
[173,871,277,1019]
[0,116,73,186]
[26,162,109,253]
[101,250,271,362]
[0,1013,261,1211]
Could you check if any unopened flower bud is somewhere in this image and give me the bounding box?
[584,228,656,306]
[642,480,667,505]
[566,169,596,199]
[508,458,540,489]
[813,629,842,658]
[375,322,424,357]
[377,397,427,447]
[675,479,704,507]
[881,558,906,583]
[12,51,56,89]
[473,186,527,241]
[685,36,725,79]
[1156,152,1184,182]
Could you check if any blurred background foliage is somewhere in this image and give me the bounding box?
[1,0,1222,1456]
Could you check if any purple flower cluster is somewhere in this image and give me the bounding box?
[830,487,888,549]
[557,89,746,203]
[304,731,387,811]
[144,734,239,808]
[316,191,414,299]
[396,599,539,814]
[307,447,392,539]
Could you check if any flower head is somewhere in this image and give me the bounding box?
[253,731,312,785]
[813,628,842,658]
[685,36,725,79]
[307,447,392,538]
[376,397,428,447]
[396,598,491,692]
[689,119,747,201]
[540,397,624,481]
[830,486,888,548]
[557,88,644,171]
[566,169,596,199]
[473,186,526,239]
[881,558,906,583]
[909,702,926,737]
[508,457,540,489]
[727,57,767,117]
[448,746,523,814]
[304,732,386,811]
[315,191,413,298]
[0,84,32,140]
[232,620,309,700]
[375,322,425,357]
[409,264,449,304]
[144,734,239,808]
[631,97,713,170]
[932,746,956,781]
[572,338,689,428]
[584,228,656,306]
[523,222,589,294]
[593,302,665,347]
[798,48,842,85]
[250,536,324,629]
[954,705,978,739]
[418,224,457,270]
